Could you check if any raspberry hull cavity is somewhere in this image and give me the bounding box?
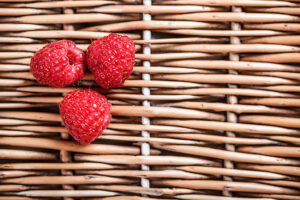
[30,40,86,87]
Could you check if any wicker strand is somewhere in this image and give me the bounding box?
[222,5,242,197]
[60,5,75,199]
[140,0,152,190]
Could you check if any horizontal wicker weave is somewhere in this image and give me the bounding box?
[1,0,300,199]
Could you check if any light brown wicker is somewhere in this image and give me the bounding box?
[1,0,300,199]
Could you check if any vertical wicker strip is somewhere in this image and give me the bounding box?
[223,5,242,197]
[60,4,75,200]
[140,0,152,189]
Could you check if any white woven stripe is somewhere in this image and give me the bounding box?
[141,0,152,189]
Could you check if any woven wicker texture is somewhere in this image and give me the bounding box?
[1,0,300,199]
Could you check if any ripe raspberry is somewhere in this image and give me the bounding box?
[59,89,111,145]
[86,33,135,89]
[30,40,85,87]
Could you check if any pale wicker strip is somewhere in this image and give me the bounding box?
[140,0,152,190]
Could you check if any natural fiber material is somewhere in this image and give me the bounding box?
[1,0,300,199]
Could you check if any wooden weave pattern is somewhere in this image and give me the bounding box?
[1,0,300,199]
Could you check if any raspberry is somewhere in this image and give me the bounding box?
[59,89,111,145]
[86,33,135,89]
[30,40,85,87]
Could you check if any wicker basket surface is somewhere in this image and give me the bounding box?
[1,0,300,199]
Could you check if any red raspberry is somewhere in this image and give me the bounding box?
[86,33,135,89]
[30,40,85,87]
[59,89,111,145]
